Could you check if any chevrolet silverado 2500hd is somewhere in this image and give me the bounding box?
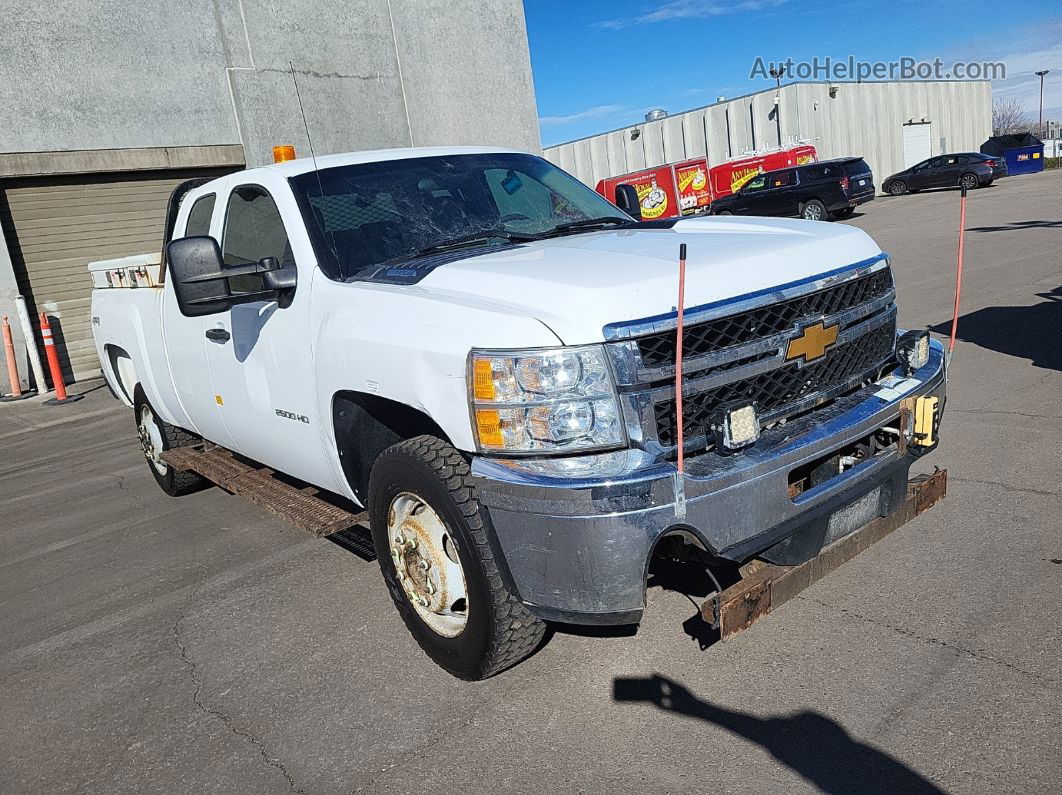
[90,146,945,679]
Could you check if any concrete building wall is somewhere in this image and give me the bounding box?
[544,80,992,189]
[0,0,540,390]
[1,0,540,166]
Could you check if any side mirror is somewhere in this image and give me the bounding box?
[166,237,297,317]
[166,236,233,317]
[613,183,643,221]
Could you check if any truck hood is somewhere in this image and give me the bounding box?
[416,216,885,345]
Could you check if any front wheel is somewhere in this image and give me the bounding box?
[368,435,545,680]
[888,180,907,196]
[800,199,827,221]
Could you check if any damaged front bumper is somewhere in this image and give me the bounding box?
[471,339,946,625]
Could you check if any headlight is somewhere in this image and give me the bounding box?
[896,330,930,375]
[468,346,625,453]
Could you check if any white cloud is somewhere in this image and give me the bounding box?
[538,104,626,128]
[596,0,788,30]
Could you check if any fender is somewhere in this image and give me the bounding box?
[310,270,562,499]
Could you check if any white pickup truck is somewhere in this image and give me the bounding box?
[90,146,945,679]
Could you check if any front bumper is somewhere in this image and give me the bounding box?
[472,338,946,625]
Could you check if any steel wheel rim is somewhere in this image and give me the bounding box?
[388,492,469,637]
[804,204,822,220]
[138,405,167,475]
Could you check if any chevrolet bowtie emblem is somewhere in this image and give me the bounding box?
[786,321,839,363]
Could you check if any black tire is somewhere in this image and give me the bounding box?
[888,180,907,196]
[715,209,734,215]
[832,206,855,219]
[800,199,828,221]
[959,173,979,190]
[368,435,545,680]
[133,386,208,497]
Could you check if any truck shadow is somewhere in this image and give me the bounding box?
[612,674,947,794]
[928,286,1062,372]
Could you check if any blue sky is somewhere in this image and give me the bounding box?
[524,0,1062,146]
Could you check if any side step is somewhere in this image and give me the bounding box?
[161,446,367,538]
[703,469,947,640]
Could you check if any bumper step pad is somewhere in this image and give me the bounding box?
[703,469,947,639]
[160,446,367,538]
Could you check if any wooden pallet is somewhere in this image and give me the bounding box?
[161,446,367,538]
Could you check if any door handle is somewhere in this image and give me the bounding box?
[205,328,231,343]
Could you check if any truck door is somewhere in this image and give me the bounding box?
[160,187,239,449]
[200,177,342,492]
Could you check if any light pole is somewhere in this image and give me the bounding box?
[1035,70,1049,139]
[769,66,783,146]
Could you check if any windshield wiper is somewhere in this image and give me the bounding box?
[417,228,540,255]
[539,216,635,238]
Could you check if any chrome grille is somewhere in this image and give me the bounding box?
[637,267,893,367]
[605,258,899,457]
[653,320,896,446]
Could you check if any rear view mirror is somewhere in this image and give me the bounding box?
[614,184,643,221]
[166,237,298,317]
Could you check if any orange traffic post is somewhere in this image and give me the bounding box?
[1,314,34,402]
[672,243,688,519]
[39,312,83,406]
[948,183,969,356]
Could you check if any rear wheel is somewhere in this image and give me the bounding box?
[368,435,545,679]
[800,200,827,221]
[959,173,979,190]
[133,387,208,497]
[888,180,907,196]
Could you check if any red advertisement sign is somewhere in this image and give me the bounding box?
[708,145,818,200]
[594,145,818,215]
[673,158,712,214]
[596,166,680,219]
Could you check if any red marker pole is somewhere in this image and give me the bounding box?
[675,243,687,475]
[673,243,688,518]
[948,183,968,354]
[39,312,83,405]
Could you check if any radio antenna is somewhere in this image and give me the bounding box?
[289,62,336,258]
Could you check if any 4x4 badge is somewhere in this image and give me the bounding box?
[786,321,839,363]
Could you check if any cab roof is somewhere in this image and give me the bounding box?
[252,145,529,179]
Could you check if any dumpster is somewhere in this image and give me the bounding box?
[981,133,1045,175]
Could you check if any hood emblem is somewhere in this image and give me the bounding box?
[786,321,839,363]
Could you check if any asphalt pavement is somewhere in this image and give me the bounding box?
[2,170,1060,793]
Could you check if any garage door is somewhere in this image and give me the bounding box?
[0,169,232,383]
[902,122,932,168]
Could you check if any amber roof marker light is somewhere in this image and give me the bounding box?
[272,145,297,163]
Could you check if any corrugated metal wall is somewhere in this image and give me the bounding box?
[544,80,992,188]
